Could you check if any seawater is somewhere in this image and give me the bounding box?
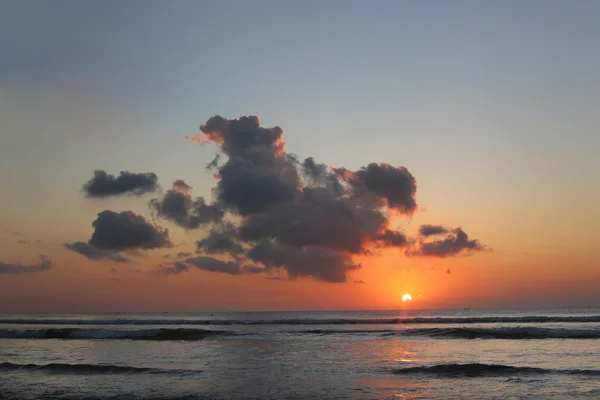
[1,308,600,399]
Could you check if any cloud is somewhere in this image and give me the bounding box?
[89,210,171,250]
[406,227,485,257]
[354,280,367,284]
[196,223,245,256]
[154,261,189,277]
[446,268,452,275]
[154,256,264,277]
[110,268,119,272]
[419,224,450,237]
[216,157,296,216]
[82,170,159,198]
[64,242,130,262]
[86,114,487,283]
[247,241,360,283]
[149,180,223,229]
[16,239,44,245]
[334,163,417,214]
[185,256,246,275]
[0,256,53,274]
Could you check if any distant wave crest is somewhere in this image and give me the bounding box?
[396,327,600,339]
[0,361,176,375]
[0,328,229,341]
[392,363,600,377]
[2,315,600,326]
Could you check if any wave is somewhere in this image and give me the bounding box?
[2,315,600,326]
[4,326,600,340]
[392,363,600,377]
[395,327,600,339]
[0,361,181,375]
[0,328,230,340]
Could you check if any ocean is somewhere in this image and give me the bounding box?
[1,308,600,399]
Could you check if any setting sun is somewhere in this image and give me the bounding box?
[402,294,413,302]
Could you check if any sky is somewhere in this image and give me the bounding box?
[1,0,599,312]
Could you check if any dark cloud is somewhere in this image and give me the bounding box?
[335,163,417,214]
[177,251,192,258]
[419,224,450,237]
[89,210,171,250]
[239,189,391,254]
[154,262,189,277]
[64,242,130,262]
[247,241,360,283]
[0,256,53,274]
[180,115,434,283]
[82,170,159,198]
[154,257,264,278]
[149,180,223,229]
[373,229,409,248]
[406,227,485,258]
[185,256,245,275]
[196,223,245,256]
[194,115,299,185]
[354,280,367,284]
[216,157,296,216]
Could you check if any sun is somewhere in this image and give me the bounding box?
[402,293,412,302]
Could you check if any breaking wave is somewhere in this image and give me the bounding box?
[392,363,600,377]
[0,361,188,375]
[394,327,600,339]
[2,315,600,326]
[4,326,600,340]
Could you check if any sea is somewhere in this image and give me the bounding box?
[1,308,600,400]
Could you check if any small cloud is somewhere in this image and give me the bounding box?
[110,268,119,273]
[446,268,451,275]
[406,227,485,258]
[0,256,53,274]
[354,280,367,284]
[82,170,159,198]
[153,262,189,277]
[419,224,450,237]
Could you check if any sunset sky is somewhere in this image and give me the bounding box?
[1,1,599,312]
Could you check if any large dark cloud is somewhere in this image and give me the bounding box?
[149,180,223,229]
[64,242,130,262]
[183,115,426,282]
[0,256,53,274]
[419,224,450,237]
[406,227,485,257]
[82,170,159,198]
[247,241,360,283]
